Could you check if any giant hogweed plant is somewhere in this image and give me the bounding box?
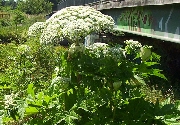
[3,40,180,125]
[2,6,180,125]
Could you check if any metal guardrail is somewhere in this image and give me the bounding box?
[57,0,95,10]
[57,0,180,11]
[57,0,121,10]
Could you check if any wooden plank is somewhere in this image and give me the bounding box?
[0,13,10,19]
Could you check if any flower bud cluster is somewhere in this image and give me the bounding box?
[124,39,142,52]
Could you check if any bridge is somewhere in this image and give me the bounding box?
[57,0,180,43]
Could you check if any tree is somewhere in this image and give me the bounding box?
[45,0,64,11]
[17,0,53,15]
[13,9,25,27]
[0,0,16,9]
[0,0,5,6]
[47,0,58,11]
[4,0,16,9]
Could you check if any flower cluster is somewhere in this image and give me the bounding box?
[40,23,63,44]
[4,93,18,109]
[86,43,124,61]
[40,6,115,44]
[87,43,109,57]
[124,39,142,49]
[124,40,152,61]
[108,45,125,61]
[28,22,46,37]
[124,39,142,54]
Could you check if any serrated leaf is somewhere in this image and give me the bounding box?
[44,95,51,104]
[133,75,146,85]
[152,69,167,80]
[78,100,88,112]
[25,107,39,114]
[144,61,159,66]
[27,83,35,97]
[65,110,79,124]
[36,92,44,100]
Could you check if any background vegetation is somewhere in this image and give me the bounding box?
[0,1,180,125]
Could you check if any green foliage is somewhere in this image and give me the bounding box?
[17,0,53,15]
[0,12,46,44]
[0,18,11,27]
[1,37,179,125]
[13,9,25,26]
[0,0,16,9]
[0,27,27,44]
[0,7,179,123]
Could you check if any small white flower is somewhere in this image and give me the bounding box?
[86,43,124,60]
[17,44,30,54]
[54,66,60,75]
[87,43,109,50]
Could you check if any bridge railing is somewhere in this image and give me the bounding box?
[57,0,122,10]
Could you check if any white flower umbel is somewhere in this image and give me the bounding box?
[40,6,115,44]
[40,23,63,44]
[124,39,142,54]
[28,22,46,37]
[86,43,124,60]
[87,43,109,57]
[88,43,109,50]
[124,39,142,49]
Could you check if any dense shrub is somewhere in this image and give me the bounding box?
[1,39,179,125]
[0,27,27,44]
[0,11,46,44]
[0,18,12,27]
